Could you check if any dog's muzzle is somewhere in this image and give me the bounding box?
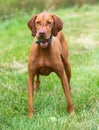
[36,35,52,48]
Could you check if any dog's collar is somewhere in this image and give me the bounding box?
[36,35,52,45]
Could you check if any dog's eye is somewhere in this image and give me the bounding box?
[36,21,41,25]
[47,21,51,25]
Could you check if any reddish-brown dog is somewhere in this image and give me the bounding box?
[27,12,73,117]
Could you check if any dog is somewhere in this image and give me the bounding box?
[27,12,73,117]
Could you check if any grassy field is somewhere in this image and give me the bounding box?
[0,5,99,130]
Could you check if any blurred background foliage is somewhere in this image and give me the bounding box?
[0,0,99,18]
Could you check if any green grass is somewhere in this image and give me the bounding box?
[0,5,99,130]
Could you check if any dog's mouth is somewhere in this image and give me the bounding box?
[40,41,49,48]
[36,36,52,48]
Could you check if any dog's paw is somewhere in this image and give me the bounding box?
[67,105,73,114]
[28,109,34,118]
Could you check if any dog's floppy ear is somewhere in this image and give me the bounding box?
[27,15,37,36]
[52,15,63,36]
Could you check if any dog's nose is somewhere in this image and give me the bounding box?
[39,30,45,37]
[39,32,45,35]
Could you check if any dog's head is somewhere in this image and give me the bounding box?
[27,12,63,48]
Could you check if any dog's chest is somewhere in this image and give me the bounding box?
[38,58,52,76]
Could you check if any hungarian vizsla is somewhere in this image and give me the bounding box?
[27,12,73,117]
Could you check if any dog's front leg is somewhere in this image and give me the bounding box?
[28,75,34,118]
[57,70,73,113]
[61,74,73,113]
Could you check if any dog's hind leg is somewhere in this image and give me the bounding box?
[35,74,40,91]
